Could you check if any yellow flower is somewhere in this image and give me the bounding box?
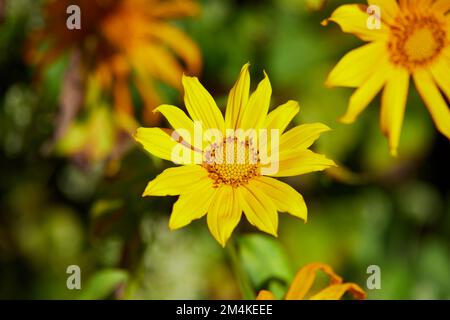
[256,263,366,300]
[133,64,336,247]
[324,0,450,156]
[27,0,201,123]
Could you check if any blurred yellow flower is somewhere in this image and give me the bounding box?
[134,64,336,247]
[324,0,450,156]
[257,263,366,300]
[27,0,202,123]
[55,104,136,167]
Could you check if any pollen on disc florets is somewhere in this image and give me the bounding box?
[203,136,260,188]
[388,12,447,70]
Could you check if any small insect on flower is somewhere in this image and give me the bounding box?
[256,263,367,300]
[133,64,336,247]
[324,0,450,156]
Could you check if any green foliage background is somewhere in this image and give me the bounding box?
[0,0,449,299]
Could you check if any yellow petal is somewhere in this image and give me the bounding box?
[169,178,216,230]
[310,283,367,300]
[285,263,342,300]
[270,149,336,177]
[339,60,392,124]
[399,0,434,11]
[147,22,202,75]
[139,44,184,90]
[238,182,278,236]
[182,75,225,131]
[143,165,208,196]
[367,0,399,24]
[380,68,410,156]
[150,0,200,18]
[134,127,182,162]
[280,123,331,151]
[322,4,389,42]
[430,57,450,102]
[326,42,386,88]
[207,185,242,247]
[154,104,195,143]
[239,72,272,129]
[264,100,300,133]
[256,290,276,300]
[113,79,133,115]
[252,176,307,221]
[433,0,450,13]
[413,69,450,140]
[225,63,250,129]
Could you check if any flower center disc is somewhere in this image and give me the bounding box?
[203,136,260,188]
[388,14,446,70]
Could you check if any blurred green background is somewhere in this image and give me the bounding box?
[0,0,449,299]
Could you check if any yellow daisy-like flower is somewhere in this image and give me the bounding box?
[134,64,336,247]
[27,0,201,123]
[256,263,366,300]
[324,0,450,155]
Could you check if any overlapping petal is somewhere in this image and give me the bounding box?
[270,149,336,177]
[339,59,393,124]
[169,178,217,230]
[263,100,300,133]
[257,263,366,300]
[207,185,242,247]
[326,42,386,88]
[251,176,307,221]
[225,63,250,129]
[413,69,450,140]
[380,68,410,156]
[280,123,331,151]
[368,0,399,24]
[285,263,342,300]
[143,165,208,196]
[322,4,389,42]
[182,75,225,131]
[238,181,278,236]
[238,72,272,129]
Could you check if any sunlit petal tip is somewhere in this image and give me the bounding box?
[328,159,338,168]
[141,187,153,197]
[219,238,227,248]
[338,115,356,124]
[322,158,338,170]
[324,80,334,88]
[389,147,398,157]
[269,229,278,238]
[141,180,160,197]
[324,74,341,88]
[153,105,165,114]
[319,123,332,132]
[320,18,329,26]
[256,290,276,300]
[287,100,301,112]
[168,218,183,231]
[210,228,234,248]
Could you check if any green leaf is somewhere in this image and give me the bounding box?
[238,234,293,290]
[78,269,128,300]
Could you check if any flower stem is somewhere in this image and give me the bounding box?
[226,238,255,300]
